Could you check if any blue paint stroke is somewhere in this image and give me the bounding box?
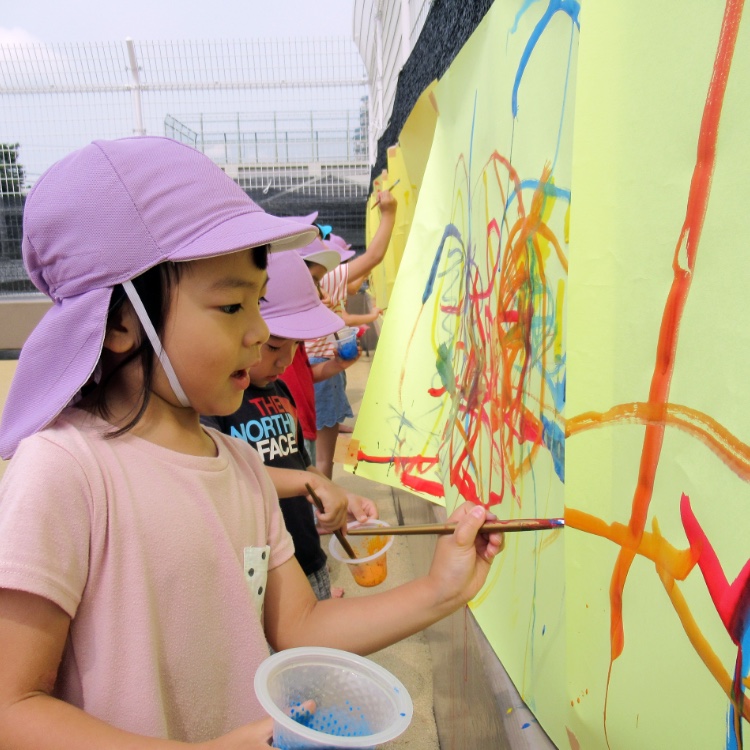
[541,414,565,482]
[505,179,571,215]
[422,224,463,304]
[511,0,581,118]
[725,620,749,749]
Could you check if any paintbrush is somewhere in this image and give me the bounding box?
[305,483,358,559]
[346,518,565,536]
[371,179,401,209]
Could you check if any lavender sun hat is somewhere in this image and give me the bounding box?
[261,251,344,340]
[295,236,341,273]
[327,233,356,262]
[0,136,318,459]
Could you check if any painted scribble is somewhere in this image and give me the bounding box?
[352,0,749,747]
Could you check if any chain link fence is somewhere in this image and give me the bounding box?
[0,37,371,294]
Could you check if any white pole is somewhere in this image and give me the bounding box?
[125,38,146,136]
[373,3,385,160]
[399,0,412,68]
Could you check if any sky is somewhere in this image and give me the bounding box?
[0,0,356,44]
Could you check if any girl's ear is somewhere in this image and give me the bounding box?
[102,302,140,354]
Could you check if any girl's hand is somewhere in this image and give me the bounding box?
[333,350,361,370]
[304,475,349,532]
[427,503,504,610]
[363,307,382,324]
[197,715,273,749]
[346,494,378,523]
[376,189,397,217]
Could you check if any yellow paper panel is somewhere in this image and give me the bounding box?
[566,1,750,748]
[352,1,576,744]
[396,80,438,189]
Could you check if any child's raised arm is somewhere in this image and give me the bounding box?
[263,502,503,654]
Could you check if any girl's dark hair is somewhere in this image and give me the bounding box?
[92,244,269,437]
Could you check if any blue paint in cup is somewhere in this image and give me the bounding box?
[337,328,359,361]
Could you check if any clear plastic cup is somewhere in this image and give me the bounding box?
[336,327,359,361]
[254,646,413,749]
[328,520,393,587]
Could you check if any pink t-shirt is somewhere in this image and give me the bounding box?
[0,408,294,741]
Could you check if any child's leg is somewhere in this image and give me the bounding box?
[315,425,339,479]
[306,565,332,600]
[312,368,353,479]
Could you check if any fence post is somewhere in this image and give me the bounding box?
[125,38,146,136]
[273,113,278,161]
[237,113,242,165]
[310,112,314,162]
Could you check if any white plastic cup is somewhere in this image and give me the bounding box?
[336,327,359,361]
[254,646,413,749]
[328,520,394,587]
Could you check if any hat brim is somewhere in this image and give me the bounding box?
[172,210,319,261]
[289,211,319,225]
[268,305,344,341]
[338,248,356,262]
[0,288,110,458]
[297,249,341,273]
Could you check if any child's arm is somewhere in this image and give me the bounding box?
[263,502,503,654]
[264,465,348,532]
[341,191,397,281]
[309,353,360,383]
[340,307,381,327]
[346,275,366,296]
[0,588,279,750]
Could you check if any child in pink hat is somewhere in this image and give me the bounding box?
[0,138,503,747]
[203,250,378,601]
[305,190,397,478]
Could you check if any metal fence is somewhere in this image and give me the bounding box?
[0,37,372,294]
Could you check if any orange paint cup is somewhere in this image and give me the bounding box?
[328,520,394,587]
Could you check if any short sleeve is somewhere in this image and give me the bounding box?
[236,442,295,572]
[0,435,93,617]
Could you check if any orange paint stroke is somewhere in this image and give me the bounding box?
[566,401,750,482]
[564,508,696,580]
[567,509,750,722]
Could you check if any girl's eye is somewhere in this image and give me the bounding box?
[266,344,280,352]
[220,304,243,314]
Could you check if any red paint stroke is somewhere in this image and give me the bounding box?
[681,494,749,745]
[357,450,445,498]
[608,0,744,660]
[602,2,745,743]
[681,494,750,646]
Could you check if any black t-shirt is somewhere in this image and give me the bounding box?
[203,381,326,576]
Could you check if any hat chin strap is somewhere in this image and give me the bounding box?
[122,280,191,408]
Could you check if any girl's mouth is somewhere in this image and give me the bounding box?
[231,369,250,388]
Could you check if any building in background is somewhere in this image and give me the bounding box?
[0,36,371,295]
[352,0,432,161]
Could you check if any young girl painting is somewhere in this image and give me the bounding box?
[0,136,503,748]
